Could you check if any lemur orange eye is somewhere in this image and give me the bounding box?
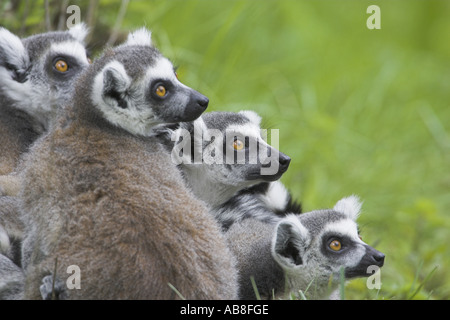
[155,85,167,97]
[233,139,244,151]
[55,59,68,72]
[329,240,342,251]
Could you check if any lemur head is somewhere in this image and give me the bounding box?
[165,110,291,207]
[0,24,90,130]
[83,28,208,136]
[272,195,385,299]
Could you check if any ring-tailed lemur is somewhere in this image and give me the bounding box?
[226,195,385,300]
[0,24,90,176]
[19,28,237,299]
[159,111,295,227]
[0,26,90,299]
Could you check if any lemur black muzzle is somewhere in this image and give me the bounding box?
[183,91,209,122]
[345,245,385,279]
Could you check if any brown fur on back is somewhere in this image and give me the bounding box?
[20,111,237,299]
[0,109,40,175]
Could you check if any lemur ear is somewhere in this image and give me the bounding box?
[124,28,152,47]
[93,61,131,110]
[103,63,130,94]
[68,23,89,44]
[0,27,30,83]
[272,215,309,268]
[333,195,362,221]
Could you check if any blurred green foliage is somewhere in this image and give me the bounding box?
[1,0,449,299]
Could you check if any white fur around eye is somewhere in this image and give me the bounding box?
[145,57,178,83]
[322,219,360,243]
[50,41,90,66]
[226,123,261,143]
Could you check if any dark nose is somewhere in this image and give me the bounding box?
[367,245,385,268]
[183,91,209,122]
[194,92,209,110]
[279,152,291,172]
[373,252,385,267]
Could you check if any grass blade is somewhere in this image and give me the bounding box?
[168,282,186,300]
[250,276,261,300]
[339,266,345,300]
[408,265,438,300]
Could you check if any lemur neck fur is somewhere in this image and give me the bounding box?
[182,168,247,209]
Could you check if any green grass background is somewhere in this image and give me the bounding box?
[2,0,449,299]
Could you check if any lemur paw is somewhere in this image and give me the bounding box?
[40,274,67,300]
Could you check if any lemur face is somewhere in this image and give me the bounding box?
[144,57,209,123]
[24,25,90,101]
[171,110,291,187]
[90,28,208,136]
[272,196,385,291]
[216,111,291,183]
[0,24,89,128]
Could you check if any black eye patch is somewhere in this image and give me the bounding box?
[321,233,355,256]
[48,55,81,79]
[149,80,174,100]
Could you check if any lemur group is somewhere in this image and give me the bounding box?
[0,24,384,300]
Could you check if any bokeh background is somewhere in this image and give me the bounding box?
[1,0,449,299]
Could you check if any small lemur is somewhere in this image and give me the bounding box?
[159,111,293,224]
[226,195,385,300]
[19,28,237,299]
[0,24,90,176]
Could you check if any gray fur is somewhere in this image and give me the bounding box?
[227,196,385,300]
[18,28,237,299]
[0,254,24,300]
[0,196,23,264]
[214,181,298,230]
[0,196,24,300]
[226,218,284,299]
